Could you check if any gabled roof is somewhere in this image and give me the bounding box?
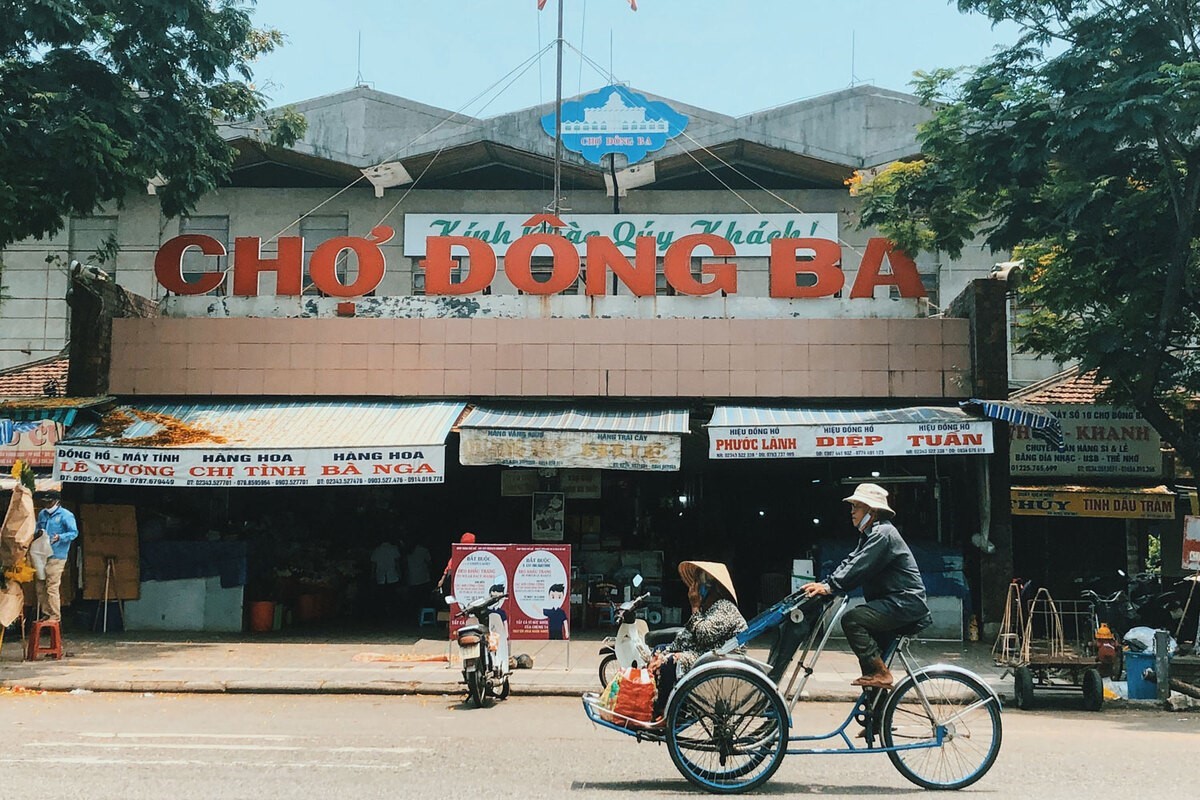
[226,84,930,189]
[1011,367,1111,405]
[0,354,68,399]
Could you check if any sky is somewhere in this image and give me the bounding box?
[247,0,1026,116]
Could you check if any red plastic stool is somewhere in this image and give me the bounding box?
[26,619,64,661]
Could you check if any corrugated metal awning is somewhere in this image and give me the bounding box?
[55,400,466,488]
[0,396,112,425]
[707,405,994,459]
[709,405,978,428]
[961,398,1065,451]
[64,400,465,448]
[461,405,690,434]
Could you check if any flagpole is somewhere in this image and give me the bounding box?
[552,0,564,215]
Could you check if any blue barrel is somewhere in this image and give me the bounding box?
[1125,651,1157,699]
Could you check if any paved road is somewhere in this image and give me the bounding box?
[1,691,1195,799]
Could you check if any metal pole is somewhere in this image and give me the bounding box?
[1154,628,1171,703]
[610,153,619,213]
[552,0,564,215]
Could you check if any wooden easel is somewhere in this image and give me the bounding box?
[93,556,125,633]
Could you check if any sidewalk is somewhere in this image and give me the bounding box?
[1,626,1013,700]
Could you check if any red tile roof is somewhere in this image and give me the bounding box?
[1011,366,1110,405]
[0,355,69,398]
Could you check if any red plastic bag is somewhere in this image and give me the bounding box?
[611,667,656,725]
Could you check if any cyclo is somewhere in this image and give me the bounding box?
[582,589,1003,794]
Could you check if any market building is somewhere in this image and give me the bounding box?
[0,84,1057,636]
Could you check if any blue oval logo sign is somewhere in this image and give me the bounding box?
[541,85,689,166]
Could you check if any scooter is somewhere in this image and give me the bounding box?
[597,575,681,687]
[445,590,511,707]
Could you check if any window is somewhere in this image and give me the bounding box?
[300,213,350,296]
[68,216,118,279]
[179,215,229,295]
[511,256,580,295]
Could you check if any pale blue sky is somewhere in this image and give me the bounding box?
[248,0,1024,116]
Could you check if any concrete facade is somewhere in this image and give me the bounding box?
[0,84,1024,383]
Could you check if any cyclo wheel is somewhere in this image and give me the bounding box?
[598,654,618,689]
[665,666,788,794]
[882,669,1002,790]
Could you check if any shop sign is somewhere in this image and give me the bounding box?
[1010,405,1162,479]
[541,85,688,166]
[52,444,446,487]
[708,421,993,459]
[154,217,928,301]
[561,469,602,499]
[1183,516,1200,571]
[448,544,572,641]
[460,428,680,471]
[1,419,63,468]
[500,469,539,496]
[1010,487,1176,519]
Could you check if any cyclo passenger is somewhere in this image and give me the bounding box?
[647,561,747,726]
[801,482,932,689]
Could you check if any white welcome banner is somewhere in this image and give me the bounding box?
[54,445,446,487]
[709,420,994,459]
[403,213,839,257]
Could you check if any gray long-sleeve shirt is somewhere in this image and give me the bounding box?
[825,520,930,623]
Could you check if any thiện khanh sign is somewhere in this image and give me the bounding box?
[1010,486,1175,519]
[152,213,928,301]
[1009,405,1163,479]
[708,420,994,459]
[53,444,447,487]
[460,429,681,471]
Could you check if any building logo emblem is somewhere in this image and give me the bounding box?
[541,85,688,166]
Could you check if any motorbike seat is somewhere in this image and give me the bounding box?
[644,627,683,648]
[457,623,487,640]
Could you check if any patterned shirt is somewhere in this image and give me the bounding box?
[665,598,748,673]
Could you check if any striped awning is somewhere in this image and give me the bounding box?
[960,398,1066,452]
[55,400,465,488]
[459,405,689,471]
[707,405,994,459]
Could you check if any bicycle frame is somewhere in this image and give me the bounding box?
[711,591,975,757]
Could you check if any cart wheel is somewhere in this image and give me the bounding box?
[1013,666,1035,710]
[666,666,788,794]
[1082,669,1103,712]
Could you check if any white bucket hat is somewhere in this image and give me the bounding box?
[843,482,894,514]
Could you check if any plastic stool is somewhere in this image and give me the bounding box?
[26,619,64,661]
[418,608,437,627]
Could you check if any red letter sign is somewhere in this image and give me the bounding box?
[849,238,927,299]
[233,237,304,296]
[154,235,226,295]
[584,237,656,296]
[309,226,393,297]
[664,234,737,295]
[768,238,844,298]
[505,234,580,295]
[420,236,497,295]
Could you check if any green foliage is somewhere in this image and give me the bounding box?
[0,0,306,249]
[853,0,1200,472]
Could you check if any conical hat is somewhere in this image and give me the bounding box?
[678,561,738,604]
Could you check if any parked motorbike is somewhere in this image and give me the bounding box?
[446,589,511,707]
[597,575,682,687]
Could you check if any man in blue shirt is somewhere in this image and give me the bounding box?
[35,489,78,621]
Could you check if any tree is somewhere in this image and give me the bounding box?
[852,0,1200,476]
[0,0,305,250]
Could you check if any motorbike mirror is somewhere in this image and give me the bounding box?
[632,574,643,588]
[444,595,456,606]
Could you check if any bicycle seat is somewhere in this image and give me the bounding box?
[892,614,932,637]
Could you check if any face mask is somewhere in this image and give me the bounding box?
[697,580,710,600]
[856,511,873,532]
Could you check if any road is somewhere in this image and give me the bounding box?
[1,691,1195,799]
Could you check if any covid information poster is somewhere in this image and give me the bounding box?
[448,544,571,641]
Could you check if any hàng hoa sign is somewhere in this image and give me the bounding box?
[154,214,927,300]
